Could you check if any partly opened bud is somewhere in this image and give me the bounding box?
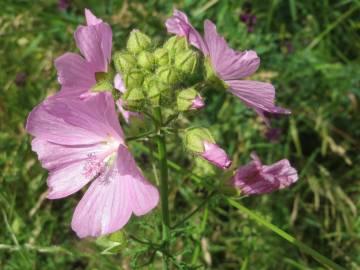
[138,51,155,70]
[122,87,145,110]
[123,69,145,89]
[154,48,170,66]
[232,152,298,195]
[114,52,137,74]
[127,30,152,54]
[184,128,232,170]
[177,88,204,111]
[156,66,182,85]
[174,50,198,74]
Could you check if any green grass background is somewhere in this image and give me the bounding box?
[0,0,359,269]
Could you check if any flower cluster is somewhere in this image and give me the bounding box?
[26,8,298,238]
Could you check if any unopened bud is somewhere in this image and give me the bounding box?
[127,30,151,54]
[153,48,170,66]
[138,51,155,70]
[114,52,137,74]
[175,50,198,74]
[163,36,188,54]
[123,69,144,89]
[184,128,215,153]
[177,88,204,111]
[122,87,145,110]
[148,81,169,106]
[156,66,182,85]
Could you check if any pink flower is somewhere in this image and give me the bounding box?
[201,141,232,169]
[166,10,290,125]
[232,152,298,195]
[54,9,112,95]
[26,92,159,238]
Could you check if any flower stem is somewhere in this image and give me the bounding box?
[153,107,170,269]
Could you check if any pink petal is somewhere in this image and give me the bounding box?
[31,138,109,171]
[47,161,93,199]
[26,92,124,145]
[232,152,298,195]
[201,141,232,169]
[71,145,159,238]
[54,52,96,91]
[114,73,126,93]
[85,8,103,25]
[116,145,159,216]
[227,80,291,119]
[190,95,205,110]
[74,22,112,73]
[204,20,260,80]
[165,9,208,54]
[71,165,133,238]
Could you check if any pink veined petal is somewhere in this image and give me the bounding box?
[232,152,298,195]
[201,141,232,170]
[54,52,96,90]
[204,20,260,80]
[116,145,159,216]
[227,80,291,118]
[26,92,124,145]
[47,160,93,199]
[31,138,109,170]
[262,159,298,189]
[71,145,159,238]
[165,9,208,54]
[71,164,133,238]
[85,8,103,25]
[74,22,112,73]
[114,73,127,93]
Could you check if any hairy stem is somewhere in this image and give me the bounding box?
[153,107,170,269]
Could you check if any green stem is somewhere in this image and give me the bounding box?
[227,198,346,270]
[153,107,170,270]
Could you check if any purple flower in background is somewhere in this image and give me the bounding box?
[232,152,298,195]
[239,2,257,33]
[58,0,70,11]
[265,127,282,141]
[26,92,159,238]
[166,10,290,126]
[55,9,112,96]
[15,72,27,87]
[201,141,232,169]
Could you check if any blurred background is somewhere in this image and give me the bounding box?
[1,0,359,269]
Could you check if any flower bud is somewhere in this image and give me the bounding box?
[184,128,215,153]
[127,30,151,54]
[184,128,232,170]
[123,69,144,89]
[163,36,188,54]
[138,51,155,70]
[156,66,181,85]
[174,50,198,74]
[177,88,204,111]
[153,48,170,66]
[113,52,137,74]
[147,81,169,106]
[122,87,145,110]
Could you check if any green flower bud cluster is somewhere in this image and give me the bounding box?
[112,30,203,113]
